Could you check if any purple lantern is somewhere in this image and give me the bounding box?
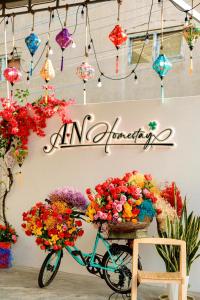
[55,27,73,71]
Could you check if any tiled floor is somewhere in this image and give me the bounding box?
[0,267,199,300]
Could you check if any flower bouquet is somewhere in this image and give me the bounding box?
[22,188,88,251]
[86,171,159,238]
[0,224,18,268]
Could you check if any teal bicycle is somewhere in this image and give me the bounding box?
[38,212,141,294]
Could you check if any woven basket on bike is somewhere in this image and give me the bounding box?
[108,217,152,240]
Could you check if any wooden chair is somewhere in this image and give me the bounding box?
[131,238,187,300]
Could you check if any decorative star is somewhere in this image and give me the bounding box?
[148,121,157,131]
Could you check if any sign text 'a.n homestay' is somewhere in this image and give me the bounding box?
[43,114,175,154]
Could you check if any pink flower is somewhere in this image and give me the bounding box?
[116,204,123,212]
[143,188,151,198]
[120,195,127,204]
[12,235,17,243]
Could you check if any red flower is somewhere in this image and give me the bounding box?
[161,182,183,217]
[58,232,65,239]
[78,230,84,237]
[75,220,82,227]
[25,230,32,236]
[144,174,152,181]
[40,245,46,250]
[66,208,72,214]
[86,188,91,195]
[21,223,26,229]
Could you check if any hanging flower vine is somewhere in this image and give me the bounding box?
[0,88,74,226]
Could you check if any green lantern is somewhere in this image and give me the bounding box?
[183,18,200,74]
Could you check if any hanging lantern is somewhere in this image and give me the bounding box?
[183,18,200,74]
[25,32,41,56]
[4,67,22,86]
[109,24,127,49]
[40,58,55,82]
[109,25,127,74]
[153,54,172,102]
[56,28,73,71]
[25,32,41,76]
[76,62,95,81]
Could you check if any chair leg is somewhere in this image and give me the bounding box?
[179,282,187,300]
[131,274,138,300]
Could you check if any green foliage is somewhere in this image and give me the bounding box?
[156,199,200,275]
[0,135,9,158]
[14,89,30,103]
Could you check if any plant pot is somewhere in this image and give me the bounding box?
[159,276,194,300]
[0,242,12,268]
[159,296,195,300]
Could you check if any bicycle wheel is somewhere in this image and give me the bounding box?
[38,250,63,288]
[102,244,142,294]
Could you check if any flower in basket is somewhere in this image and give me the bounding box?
[21,201,84,251]
[0,224,18,268]
[86,171,158,225]
[48,187,88,211]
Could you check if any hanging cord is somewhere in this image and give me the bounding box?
[160,0,164,102]
[117,0,122,23]
[64,5,68,27]
[12,14,15,59]
[4,18,10,100]
[189,0,194,74]
[88,0,154,81]
[31,11,35,32]
[160,0,164,52]
[47,8,53,58]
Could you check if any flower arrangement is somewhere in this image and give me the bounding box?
[0,91,73,226]
[22,201,84,251]
[0,224,18,244]
[48,187,88,211]
[86,171,159,225]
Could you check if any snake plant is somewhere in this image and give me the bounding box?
[156,199,200,275]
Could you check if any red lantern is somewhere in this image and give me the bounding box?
[109,24,127,49]
[4,67,22,85]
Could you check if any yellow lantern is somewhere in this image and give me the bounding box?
[40,58,55,82]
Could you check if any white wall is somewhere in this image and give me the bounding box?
[7,96,200,292]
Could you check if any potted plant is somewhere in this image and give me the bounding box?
[156,183,200,300]
[0,224,18,268]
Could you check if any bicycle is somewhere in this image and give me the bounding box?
[38,212,142,294]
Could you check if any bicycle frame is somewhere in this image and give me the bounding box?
[64,230,119,272]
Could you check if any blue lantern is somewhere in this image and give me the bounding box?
[153,54,172,103]
[25,32,41,56]
[25,33,41,76]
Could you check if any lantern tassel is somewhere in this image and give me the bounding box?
[189,49,193,75]
[116,55,119,74]
[30,60,33,76]
[161,77,164,104]
[83,80,86,105]
[61,55,64,72]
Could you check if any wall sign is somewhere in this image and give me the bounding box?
[43,114,175,154]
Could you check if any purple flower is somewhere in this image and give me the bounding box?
[48,187,88,211]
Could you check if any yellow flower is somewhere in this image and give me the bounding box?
[132,218,137,224]
[69,227,76,234]
[51,200,67,214]
[135,198,143,206]
[123,202,133,218]
[133,173,145,188]
[51,235,59,243]
[86,205,96,221]
[150,186,161,197]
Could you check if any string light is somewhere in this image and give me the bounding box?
[81,6,85,19]
[97,77,102,88]
[134,73,138,84]
[71,40,76,48]
[145,33,149,44]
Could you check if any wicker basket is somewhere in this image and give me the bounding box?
[107,218,152,240]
